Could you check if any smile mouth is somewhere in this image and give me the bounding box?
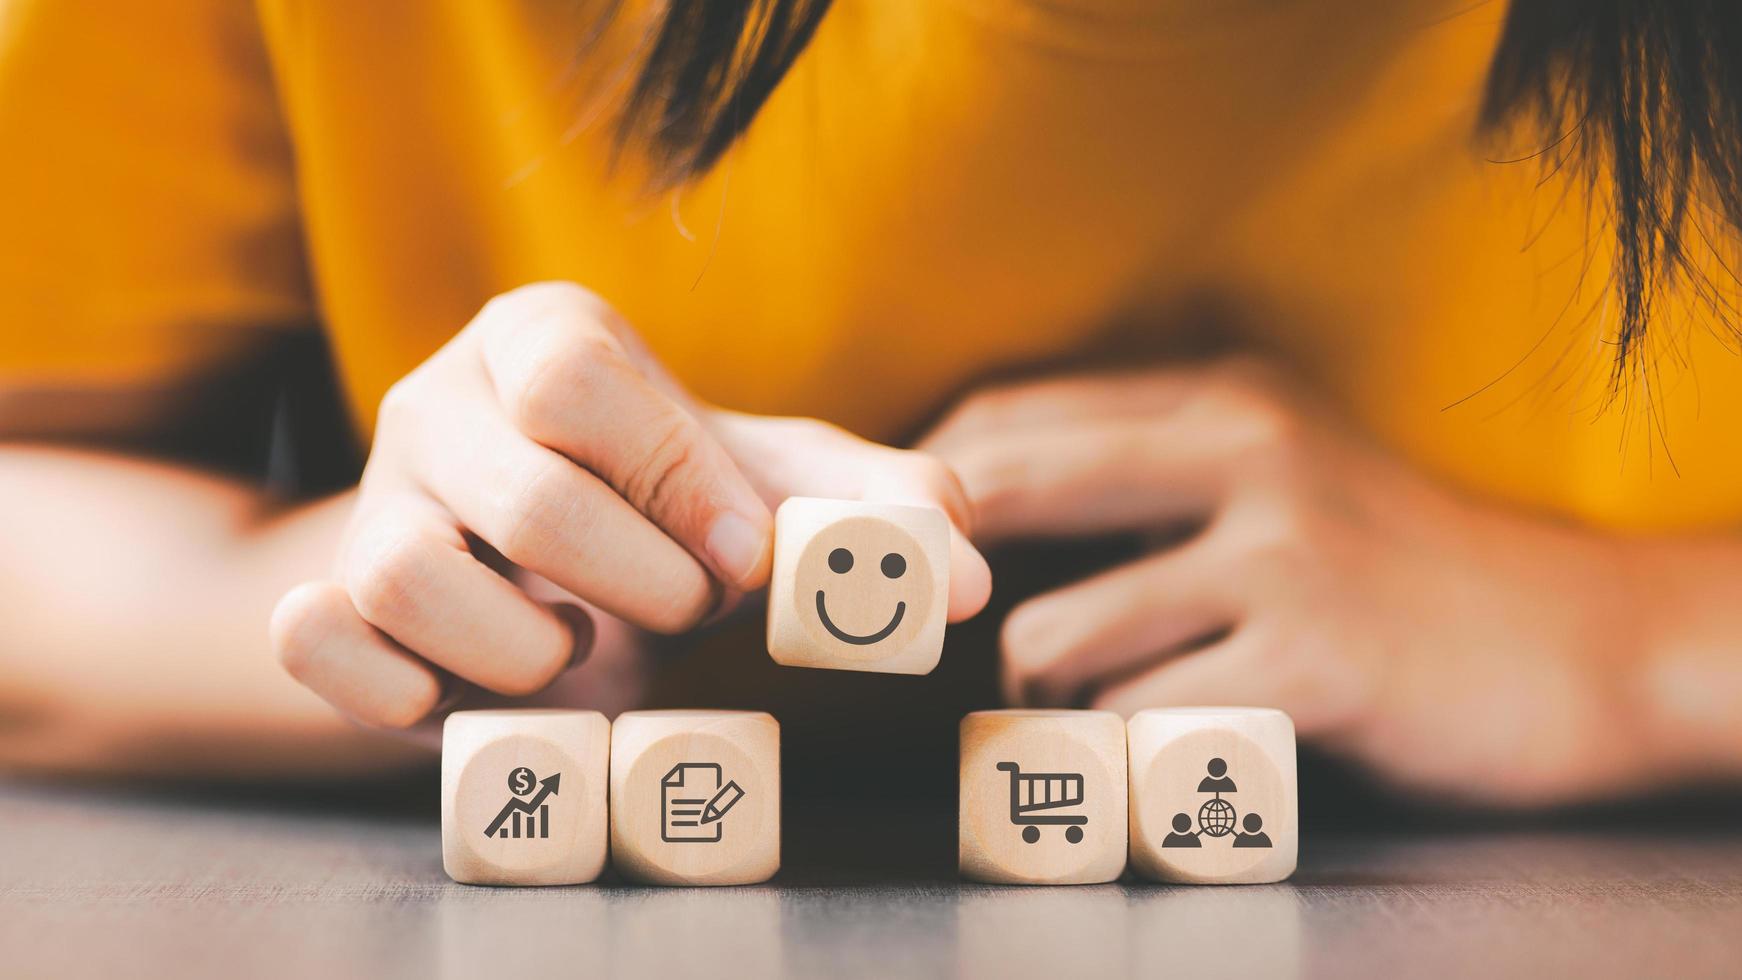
[815,591,906,645]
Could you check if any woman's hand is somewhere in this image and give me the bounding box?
[271,282,990,730]
[923,358,1662,806]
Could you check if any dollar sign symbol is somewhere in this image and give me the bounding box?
[509,766,536,796]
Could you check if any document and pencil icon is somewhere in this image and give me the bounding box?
[660,762,746,843]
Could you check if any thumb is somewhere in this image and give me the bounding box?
[860,456,993,624]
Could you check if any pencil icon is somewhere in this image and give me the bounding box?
[660,763,747,842]
[700,781,745,825]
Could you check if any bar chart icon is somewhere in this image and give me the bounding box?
[485,767,561,840]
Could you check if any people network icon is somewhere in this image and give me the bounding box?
[1161,758,1271,849]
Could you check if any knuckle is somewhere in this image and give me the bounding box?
[345,527,437,629]
[764,414,849,448]
[895,447,970,499]
[903,452,960,496]
[1202,358,1308,445]
[482,281,603,325]
[497,462,587,568]
[663,599,713,635]
[374,376,422,434]
[504,350,574,437]
[941,442,989,489]
[1000,600,1073,690]
[619,416,703,520]
[886,449,965,508]
[1221,495,1307,569]
[370,680,444,731]
[948,443,1022,511]
[504,333,618,438]
[1197,384,1302,462]
[270,580,447,731]
[1244,398,1304,452]
[933,388,1007,439]
[643,570,717,635]
[615,550,716,636]
[495,649,570,699]
[270,583,347,677]
[914,454,975,532]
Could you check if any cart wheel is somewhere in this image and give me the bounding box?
[1022,826,1040,844]
[1065,826,1084,844]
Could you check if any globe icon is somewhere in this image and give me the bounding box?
[1198,798,1237,837]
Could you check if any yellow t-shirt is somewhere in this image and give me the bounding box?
[2,0,1738,530]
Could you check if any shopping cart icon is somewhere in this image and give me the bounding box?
[996,761,1087,844]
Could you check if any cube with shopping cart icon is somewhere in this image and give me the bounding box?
[960,710,1127,884]
[997,762,1088,844]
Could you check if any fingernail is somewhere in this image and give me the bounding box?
[706,511,768,588]
[552,604,595,672]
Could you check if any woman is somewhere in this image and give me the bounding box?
[1,0,1739,806]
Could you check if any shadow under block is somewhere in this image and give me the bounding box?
[1127,707,1298,884]
[442,709,610,886]
[610,710,781,886]
[766,497,950,675]
[959,710,1128,885]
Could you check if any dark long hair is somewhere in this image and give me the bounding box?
[619,1,1742,389]
[616,0,831,183]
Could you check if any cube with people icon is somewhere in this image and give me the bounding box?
[442,709,611,886]
[1127,707,1298,884]
[609,710,781,886]
[766,497,951,675]
[958,710,1128,884]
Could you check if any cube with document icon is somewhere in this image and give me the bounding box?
[610,710,781,885]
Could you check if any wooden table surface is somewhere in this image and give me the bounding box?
[3,780,1740,979]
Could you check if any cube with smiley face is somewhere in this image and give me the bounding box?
[766,497,951,674]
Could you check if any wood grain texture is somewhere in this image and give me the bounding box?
[1128,707,1298,884]
[609,710,780,885]
[959,709,1128,884]
[441,709,610,886]
[2,783,1742,979]
[767,497,949,675]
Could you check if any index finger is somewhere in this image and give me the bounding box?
[474,284,774,591]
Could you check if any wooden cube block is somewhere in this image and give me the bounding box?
[442,709,610,886]
[610,710,780,886]
[959,710,1128,885]
[1127,707,1297,884]
[766,496,949,675]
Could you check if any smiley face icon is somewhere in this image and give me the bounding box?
[804,516,931,647]
[767,498,950,675]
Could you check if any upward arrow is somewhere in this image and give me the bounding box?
[484,772,563,838]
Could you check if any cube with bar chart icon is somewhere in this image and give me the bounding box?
[610,710,781,885]
[442,709,610,886]
[958,710,1128,884]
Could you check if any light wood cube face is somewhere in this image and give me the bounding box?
[959,710,1128,885]
[610,710,781,886]
[1128,708,1298,884]
[766,497,949,675]
[442,709,610,886]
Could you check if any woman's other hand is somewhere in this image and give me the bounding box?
[271,282,990,731]
[923,358,1663,806]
